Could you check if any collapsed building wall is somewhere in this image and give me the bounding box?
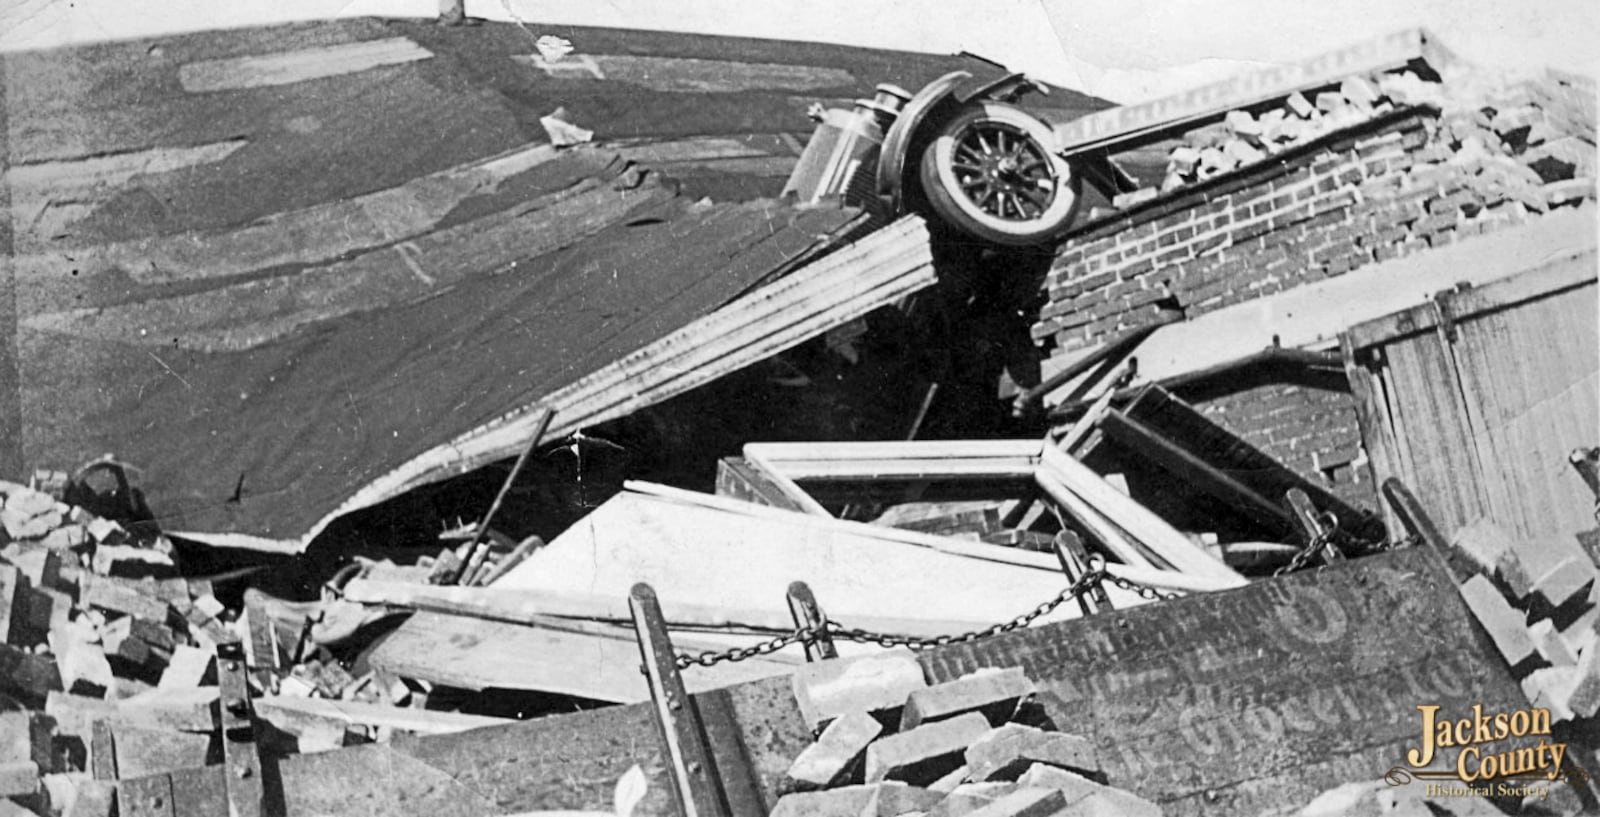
[1031,65,1597,509]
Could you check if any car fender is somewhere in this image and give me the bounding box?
[875,71,970,211]
[876,71,1043,212]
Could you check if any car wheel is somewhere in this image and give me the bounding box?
[917,101,1080,246]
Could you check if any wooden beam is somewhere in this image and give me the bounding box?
[1098,409,1296,534]
[1037,443,1247,585]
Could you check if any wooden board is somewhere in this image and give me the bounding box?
[919,547,1531,815]
[1344,256,1600,543]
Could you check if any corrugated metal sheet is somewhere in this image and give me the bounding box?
[1343,250,1599,542]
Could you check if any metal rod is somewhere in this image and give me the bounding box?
[1014,309,1182,416]
[217,641,264,817]
[1052,531,1111,614]
[786,582,837,662]
[629,583,730,817]
[455,408,554,584]
[1286,487,1343,563]
[1380,478,1448,552]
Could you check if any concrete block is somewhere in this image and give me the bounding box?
[785,710,882,791]
[1565,645,1600,718]
[966,724,1098,782]
[793,651,927,731]
[1457,574,1536,666]
[769,782,943,817]
[901,667,1034,730]
[1341,76,1380,107]
[928,764,969,794]
[867,712,992,785]
[1015,764,1162,817]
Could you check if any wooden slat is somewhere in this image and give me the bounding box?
[1340,338,1406,541]
[1033,469,1159,569]
[1038,443,1248,585]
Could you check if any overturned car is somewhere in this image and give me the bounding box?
[784,71,1086,247]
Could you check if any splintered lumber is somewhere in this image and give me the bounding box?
[315,215,936,546]
[252,696,510,737]
[1038,442,1247,585]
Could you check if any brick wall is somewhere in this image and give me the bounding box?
[1034,68,1596,511]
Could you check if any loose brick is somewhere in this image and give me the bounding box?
[963,787,1068,817]
[866,712,991,785]
[1457,574,1537,667]
[769,782,943,817]
[785,710,882,791]
[1015,764,1162,817]
[792,652,928,731]
[965,724,1098,782]
[80,576,170,624]
[901,668,1035,730]
[0,761,38,797]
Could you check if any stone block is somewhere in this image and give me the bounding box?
[901,667,1034,730]
[1015,764,1162,817]
[0,761,39,797]
[792,651,927,731]
[769,782,943,817]
[1457,574,1536,667]
[966,724,1098,782]
[785,710,882,791]
[965,787,1067,817]
[867,712,991,785]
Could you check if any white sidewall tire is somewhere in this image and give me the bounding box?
[918,102,1080,246]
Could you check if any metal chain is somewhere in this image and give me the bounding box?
[668,559,1190,669]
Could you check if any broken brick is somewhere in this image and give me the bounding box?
[1457,574,1537,667]
[769,782,943,817]
[1015,764,1162,817]
[785,709,882,791]
[901,667,1034,730]
[963,787,1068,817]
[866,712,991,785]
[965,723,1098,782]
[792,652,927,730]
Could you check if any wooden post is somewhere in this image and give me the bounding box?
[629,584,730,817]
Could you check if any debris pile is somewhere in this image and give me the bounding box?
[773,658,1161,816]
[1452,518,1600,721]
[1138,67,1596,209]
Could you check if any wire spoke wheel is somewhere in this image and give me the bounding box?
[918,101,1081,246]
